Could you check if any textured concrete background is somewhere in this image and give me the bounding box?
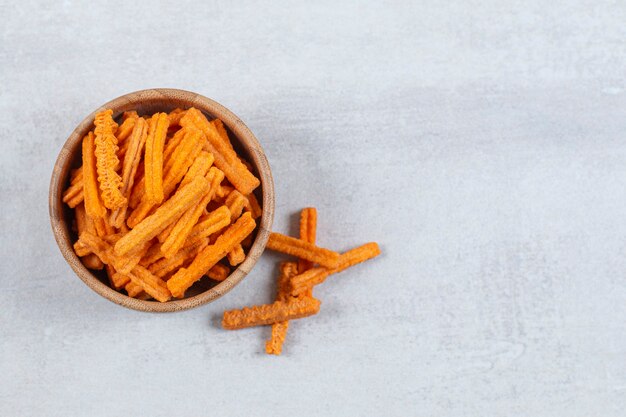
[1,1,626,416]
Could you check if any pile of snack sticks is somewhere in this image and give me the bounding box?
[63,107,262,301]
[223,207,380,355]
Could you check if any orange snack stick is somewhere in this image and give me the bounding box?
[328,242,381,275]
[125,280,143,298]
[244,192,262,219]
[168,108,187,126]
[115,175,209,256]
[289,243,381,297]
[266,232,339,268]
[277,262,299,300]
[127,265,171,302]
[265,261,299,355]
[288,268,329,297]
[222,297,321,330]
[111,270,131,290]
[82,131,107,218]
[180,108,260,195]
[298,207,317,273]
[216,184,234,199]
[183,205,231,248]
[144,112,170,205]
[227,244,245,266]
[162,127,187,171]
[63,186,84,208]
[167,212,256,298]
[116,115,137,144]
[63,168,84,208]
[110,117,148,228]
[207,263,230,281]
[94,109,126,210]
[74,204,104,269]
[225,190,246,222]
[212,118,235,151]
[178,151,214,188]
[122,110,138,121]
[128,171,145,209]
[161,167,224,258]
[148,239,208,279]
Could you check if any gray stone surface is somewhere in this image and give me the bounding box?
[1,1,626,416]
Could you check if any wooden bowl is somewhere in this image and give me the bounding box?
[49,89,274,312]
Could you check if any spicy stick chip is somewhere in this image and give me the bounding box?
[222,297,321,330]
[94,109,126,210]
[143,112,169,205]
[64,108,262,302]
[266,232,339,268]
[82,132,107,218]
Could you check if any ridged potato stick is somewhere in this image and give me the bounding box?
[110,117,148,228]
[244,192,262,219]
[144,112,169,205]
[266,233,339,268]
[63,186,84,208]
[115,115,137,143]
[161,127,188,174]
[289,243,381,297]
[225,190,246,222]
[222,297,321,330]
[94,109,126,209]
[167,213,256,298]
[115,176,209,256]
[180,108,260,195]
[265,262,299,355]
[127,265,171,303]
[82,131,107,218]
[211,118,234,151]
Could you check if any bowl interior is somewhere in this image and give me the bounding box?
[50,89,274,312]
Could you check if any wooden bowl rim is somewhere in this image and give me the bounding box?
[49,88,275,312]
